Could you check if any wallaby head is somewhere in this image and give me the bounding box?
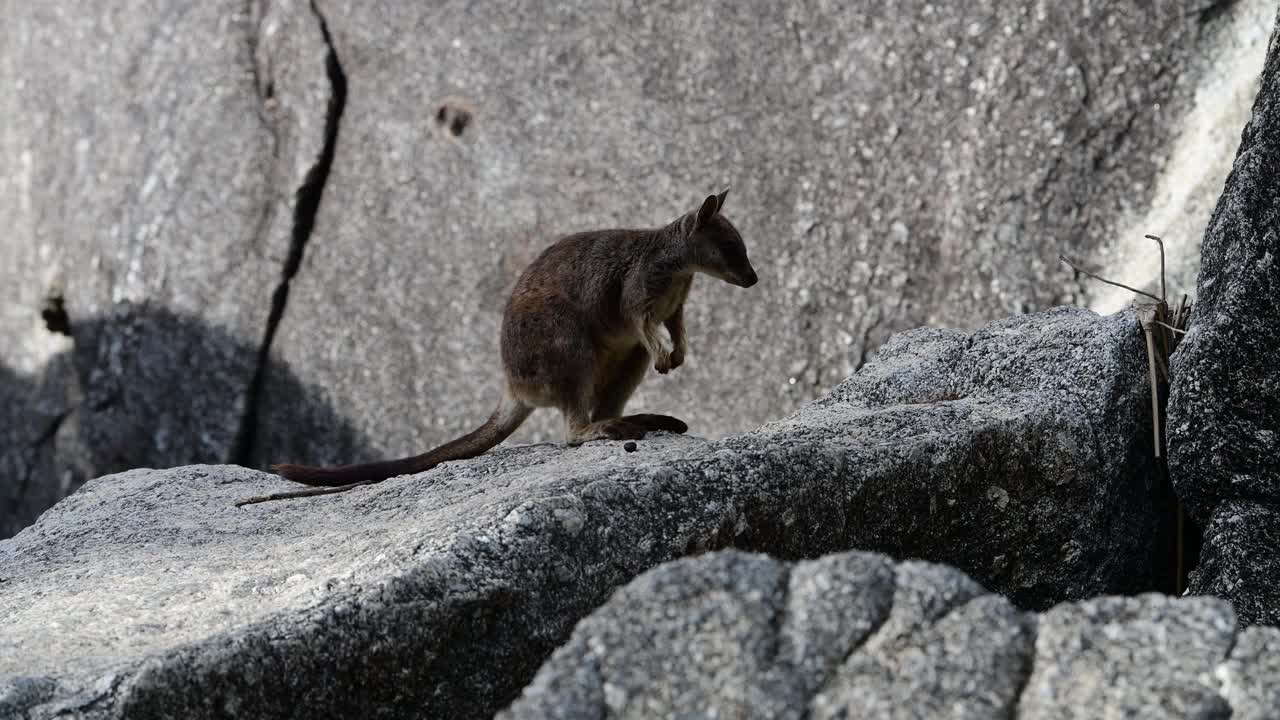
[680,189,758,288]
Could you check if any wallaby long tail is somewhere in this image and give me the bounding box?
[235,392,532,507]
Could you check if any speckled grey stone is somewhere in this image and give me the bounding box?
[505,551,1262,720]
[764,306,1165,605]
[806,562,1033,720]
[255,0,1223,472]
[1018,595,1236,719]
[0,0,335,538]
[1168,6,1280,521]
[1216,626,1280,719]
[0,0,1259,545]
[502,551,1030,720]
[1187,500,1280,628]
[1,307,1165,719]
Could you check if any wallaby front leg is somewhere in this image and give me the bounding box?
[636,316,673,374]
[663,303,687,371]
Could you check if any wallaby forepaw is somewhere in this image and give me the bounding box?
[654,354,673,374]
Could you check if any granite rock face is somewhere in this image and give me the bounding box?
[1187,500,1280,628]
[255,0,1227,470]
[0,0,339,538]
[1167,3,1280,522]
[504,549,1273,720]
[0,307,1165,719]
[1166,4,1280,631]
[0,0,1262,541]
[1216,625,1280,717]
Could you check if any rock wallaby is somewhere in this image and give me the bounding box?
[236,190,757,506]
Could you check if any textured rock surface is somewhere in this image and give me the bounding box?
[1216,626,1280,717]
[504,549,1271,720]
[256,0,1228,470]
[1168,4,1280,522]
[1187,500,1280,628]
[776,306,1168,603]
[1166,5,1280,636]
[0,0,1263,542]
[502,551,1032,720]
[1090,0,1274,315]
[0,0,337,538]
[1018,594,1235,718]
[0,307,1164,719]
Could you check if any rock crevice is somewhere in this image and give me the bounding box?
[233,0,348,463]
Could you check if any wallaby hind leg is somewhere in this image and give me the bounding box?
[565,406,648,445]
[525,342,645,444]
[590,346,649,421]
[590,346,687,434]
[619,413,687,433]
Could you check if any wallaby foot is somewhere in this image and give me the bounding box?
[567,418,648,445]
[620,413,688,434]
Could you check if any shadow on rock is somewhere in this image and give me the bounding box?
[0,303,368,540]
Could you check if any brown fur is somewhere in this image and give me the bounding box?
[239,190,756,506]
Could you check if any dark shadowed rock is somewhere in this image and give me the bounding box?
[1187,500,1280,628]
[1166,5,1280,636]
[257,0,1227,469]
[504,549,1269,719]
[1,307,1165,719]
[0,0,338,538]
[0,307,367,543]
[0,355,73,540]
[1167,5,1280,522]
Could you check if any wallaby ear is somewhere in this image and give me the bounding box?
[716,187,729,212]
[694,194,719,229]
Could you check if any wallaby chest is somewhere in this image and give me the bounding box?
[648,275,691,322]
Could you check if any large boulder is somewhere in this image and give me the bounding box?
[1187,500,1280,628]
[0,0,339,538]
[1088,0,1275,315]
[0,307,1166,719]
[1166,2,1280,629]
[1168,7,1280,514]
[504,549,1271,719]
[254,0,1243,469]
[2,0,1271,542]
[1216,624,1280,717]
[1168,1,1280,522]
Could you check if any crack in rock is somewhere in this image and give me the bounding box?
[232,0,348,464]
[15,409,72,514]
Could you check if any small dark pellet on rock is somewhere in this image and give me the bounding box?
[624,441,638,452]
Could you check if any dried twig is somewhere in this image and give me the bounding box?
[1058,253,1164,303]
[1137,306,1163,459]
[1058,234,1194,595]
[1145,235,1167,303]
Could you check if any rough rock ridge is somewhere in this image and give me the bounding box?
[1168,4,1280,628]
[503,549,1277,720]
[1,307,1164,719]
